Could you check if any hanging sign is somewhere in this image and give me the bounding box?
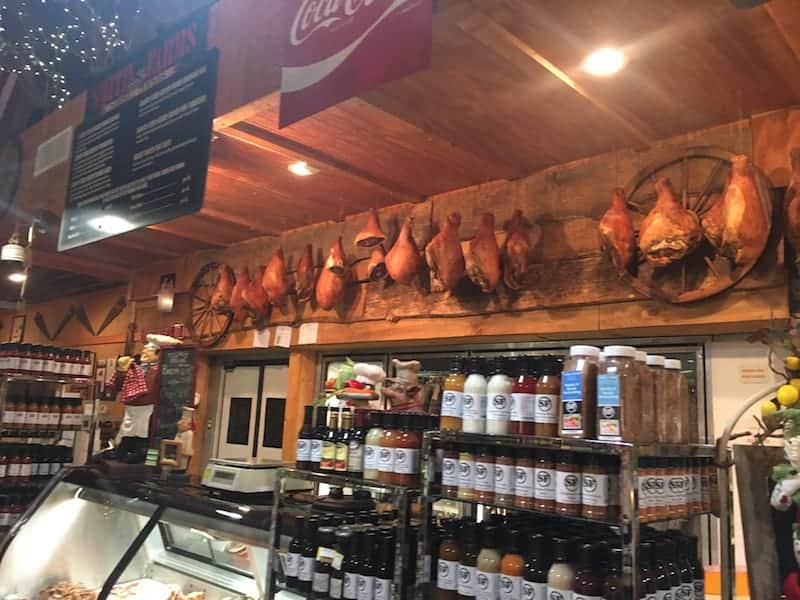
[279,0,433,127]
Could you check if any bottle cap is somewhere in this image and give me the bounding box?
[603,345,637,358]
[664,358,682,370]
[646,355,666,367]
[569,345,600,358]
[635,351,647,362]
[552,538,569,562]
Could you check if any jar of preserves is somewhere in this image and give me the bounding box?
[554,452,582,517]
[581,455,610,520]
[533,450,555,513]
[494,448,515,507]
[559,346,600,439]
[513,449,535,509]
[474,446,495,504]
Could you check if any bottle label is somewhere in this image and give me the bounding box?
[347,441,364,473]
[691,473,701,506]
[296,438,312,462]
[442,457,459,488]
[335,443,349,471]
[487,393,512,421]
[548,587,573,600]
[500,574,522,600]
[555,470,582,505]
[286,552,299,577]
[462,393,487,420]
[321,441,336,470]
[365,444,380,470]
[437,559,458,590]
[495,463,514,495]
[678,583,693,600]
[394,447,419,474]
[668,474,685,507]
[25,411,37,427]
[0,464,6,478]
[7,463,20,477]
[514,465,534,498]
[511,393,536,422]
[582,472,609,507]
[330,577,343,599]
[442,390,463,418]
[656,590,673,600]
[344,572,358,599]
[458,458,475,489]
[476,571,500,600]
[458,564,476,597]
[534,394,558,424]
[693,579,704,600]
[374,578,391,600]
[608,472,619,507]
[523,580,547,600]
[356,575,374,600]
[298,556,314,582]
[311,439,323,463]
[378,446,395,473]
[561,370,584,433]
[574,595,604,600]
[313,571,330,593]
[535,467,556,501]
[597,373,622,439]
[474,460,494,492]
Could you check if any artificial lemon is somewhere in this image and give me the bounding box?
[787,356,800,371]
[778,384,800,407]
[761,400,778,419]
[791,378,800,391]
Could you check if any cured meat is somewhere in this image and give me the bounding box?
[211,264,234,314]
[243,266,269,321]
[465,212,501,292]
[638,177,702,266]
[294,243,315,302]
[262,248,289,306]
[598,188,635,272]
[702,155,769,265]
[230,267,250,322]
[425,212,465,292]
[316,237,347,310]
[355,208,386,248]
[785,149,800,259]
[368,245,387,281]
[385,216,423,285]
[503,209,534,289]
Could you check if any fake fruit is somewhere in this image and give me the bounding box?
[787,356,800,371]
[778,384,800,407]
[761,400,778,419]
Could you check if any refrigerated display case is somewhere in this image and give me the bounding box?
[0,467,271,600]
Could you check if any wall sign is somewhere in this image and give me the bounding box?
[155,345,197,443]
[58,50,218,251]
[279,0,433,127]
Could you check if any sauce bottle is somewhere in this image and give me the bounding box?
[442,443,459,498]
[378,413,398,484]
[364,411,384,481]
[640,542,658,600]
[373,532,394,600]
[458,446,476,501]
[604,548,624,600]
[559,346,600,439]
[458,521,479,600]
[437,520,461,600]
[333,530,353,600]
[581,455,610,521]
[474,447,495,504]
[534,358,561,438]
[296,406,314,470]
[343,531,362,600]
[358,532,378,600]
[321,409,339,472]
[312,407,329,472]
[511,357,537,435]
[514,449,535,509]
[687,536,704,600]
[486,359,513,435]
[299,517,319,592]
[663,539,681,600]
[534,450,556,513]
[476,525,501,600]
[336,410,353,474]
[494,448,515,507]
[348,409,368,478]
[463,359,488,434]
[555,452,582,517]
[442,358,466,431]
[522,533,550,600]
[674,536,694,600]
[547,538,574,600]
[394,413,421,486]
[314,527,335,599]
[573,543,603,600]
[499,529,524,600]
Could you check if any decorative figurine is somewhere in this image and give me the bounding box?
[383,359,424,412]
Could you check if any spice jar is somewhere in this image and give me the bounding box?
[534,358,560,437]
[442,443,459,498]
[441,358,466,431]
[510,357,537,435]
[581,455,610,520]
[665,359,689,443]
[458,446,476,500]
[598,345,638,442]
[559,346,600,439]
[494,448,515,507]
[513,449,535,510]
[554,452,582,517]
[635,352,656,444]
[533,450,556,513]
[646,355,667,443]
[474,446,495,504]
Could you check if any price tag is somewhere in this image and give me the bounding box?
[274,326,292,348]
[252,328,270,348]
[298,322,319,345]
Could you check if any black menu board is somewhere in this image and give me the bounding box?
[155,346,197,442]
[58,50,218,250]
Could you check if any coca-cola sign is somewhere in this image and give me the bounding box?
[279,0,432,127]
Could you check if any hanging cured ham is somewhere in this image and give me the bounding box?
[355,208,387,248]
[598,188,635,272]
[243,266,269,321]
[425,212,465,292]
[316,237,347,310]
[700,155,769,266]
[230,267,250,322]
[294,243,315,302]
[785,149,800,259]
[211,264,234,314]
[368,245,387,281]
[385,217,423,285]
[262,248,289,306]
[465,212,501,292]
[503,209,535,290]
[638,177,702,267]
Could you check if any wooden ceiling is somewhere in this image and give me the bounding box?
[11,0,800,301]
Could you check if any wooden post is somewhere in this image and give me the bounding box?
[284,350,318,463]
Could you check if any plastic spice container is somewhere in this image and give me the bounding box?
[554,452,582,517]
[486,359,513,435]
[533,450,556,513]
[458,447,476,500]
[441,358,466,431]
[510,357,537,435]
[598,345,639,442]
[534,358,560,437]
[581,455,611,520]
[441,444,459,498]
[494,448,515,507]
[559,346,600,439]
[646,355,667,443]
[665,359,690,443]
[636,352,656,444]
[463,359,488,434]
[513,449,535,509]
[474,446,495,504]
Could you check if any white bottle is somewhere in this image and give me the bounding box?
[463,358,488,434]
[547,539,575,600]
[486,358,513,435]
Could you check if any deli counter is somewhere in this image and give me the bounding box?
[0,468,272,600]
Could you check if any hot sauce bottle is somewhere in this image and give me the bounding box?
[510,357,537,435]
[499,529,524,600]
[534,358,560,437]
[437,520,461,600]
[441,358,466,431]
[573,543,604,600]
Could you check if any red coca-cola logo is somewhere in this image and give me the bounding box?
[290,0,410,47]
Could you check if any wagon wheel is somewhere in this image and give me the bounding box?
[621,146,773,304]
[189,262,233,348]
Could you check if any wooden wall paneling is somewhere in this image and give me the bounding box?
[283,350,318,463]
[752,108,800,187]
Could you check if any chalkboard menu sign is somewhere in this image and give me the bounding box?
[58,49,218,251]
[155,346,196,442]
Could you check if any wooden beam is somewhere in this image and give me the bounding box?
[284,350,317,463]
[31,249,130,282]
[221,122,424,202]
[766,0,800,66]
[147,223,229,247]
[198,206,279,236]
[456,12,657,148]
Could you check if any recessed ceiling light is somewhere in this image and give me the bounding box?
[8,272,26,283]
[582,47,626,77]
[288,161,318,176]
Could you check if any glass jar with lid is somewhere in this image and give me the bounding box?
[597,345,638,442]
[559,345,600,439]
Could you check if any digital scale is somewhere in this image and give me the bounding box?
[201,458,285,494]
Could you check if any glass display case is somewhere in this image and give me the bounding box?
[0,467,271,600]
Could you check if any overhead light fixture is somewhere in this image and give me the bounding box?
[88,215,134,235]
[8,271,26,284]
[157,273,176,313]
[288,161,318,176]
[582,47,626,77]
[1,232,26,263]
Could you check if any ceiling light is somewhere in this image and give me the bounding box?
[288,161,318,176]
[8,271,26,283]
[582,47,626,76]
[88,215,134,235]
[1,232,26,263]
